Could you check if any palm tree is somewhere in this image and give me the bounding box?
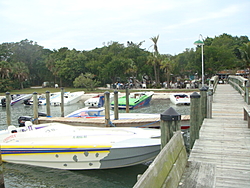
[160,55,174,88]
[12,62,29,89]
[0,61,11,79]
[149,35,161,86]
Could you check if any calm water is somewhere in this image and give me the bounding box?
[0,99,190,188]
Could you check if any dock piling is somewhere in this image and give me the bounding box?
[60,88,64,117]
[207,89,213,118]
[200,86,208,120]
[46,91,51,117]
[125,87,129,113]
[33,92,38,124]
[190,92,201,149]
[113,90,119,120]
[104,91,110,127]
[5,92,11,126]
[160,107,181,149]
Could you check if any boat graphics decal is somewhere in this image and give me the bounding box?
[1,145,111,155]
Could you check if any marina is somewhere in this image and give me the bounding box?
[0,96,190,188]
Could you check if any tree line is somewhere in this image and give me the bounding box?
[0,33,249,92]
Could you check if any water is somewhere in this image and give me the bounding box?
[0,99,190,188]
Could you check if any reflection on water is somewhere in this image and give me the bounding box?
[4,163,148,188]
[0,98,190,188]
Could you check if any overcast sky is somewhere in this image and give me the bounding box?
[0,0,249,55]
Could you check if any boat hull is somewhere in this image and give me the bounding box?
[111,92,154,109]
[170,93,190,105]
[2,142,159,170]
[0,123,160,170]
[10,94,33,106]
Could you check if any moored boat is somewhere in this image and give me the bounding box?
[65,106,160,119]
[169,93,190,105]
[110,91,154,109]
[84,95,105,107]
[0,122,161,170]
[50,91,84,106]
[10,94,33,106]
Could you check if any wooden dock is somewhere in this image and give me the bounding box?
[38,115,190,128]
[180,84,250,187]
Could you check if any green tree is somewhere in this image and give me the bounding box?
[160,55,174,88]
[11,62,29,89]
[9,39,46,85]
[73,73,100,91]
[0,61,11,79]
[239,42,250,81]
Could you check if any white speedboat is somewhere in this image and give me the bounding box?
[10,94,33,106]
[51,91,84,106]
[65,106,160,120]
[0,122,160,170]
[169,93,190,105]
[84,92,116,107]
[84,95,105,107]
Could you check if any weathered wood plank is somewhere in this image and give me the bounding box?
[178,161,216,188]
[184,84,250,187]
[133,131,187,188]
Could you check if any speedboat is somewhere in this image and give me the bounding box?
[51,91,84,106]
[84,95,105,107]
[0,122,161,170]
[24,92,61,106]
[169,93,190,105]
[65,106,160,119]
[110,91,154,109]
[84,92,116,107]
[10,94,33,106]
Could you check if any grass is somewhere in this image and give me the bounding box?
[0,87,199,96]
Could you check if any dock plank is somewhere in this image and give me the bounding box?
[180,84,250,188]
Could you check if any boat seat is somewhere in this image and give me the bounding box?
[25,121,34,131]
[8,125,18,133]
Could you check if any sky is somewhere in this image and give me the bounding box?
[0,0,249,55]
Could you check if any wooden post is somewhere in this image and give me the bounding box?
[160,107,181,149]
[5,92,11,126]
[104,91,110,127]
[125,87,129,113]
[114,90,119,120]
[207,89,213,119]
[46,91,51,117]
[190,92,201,149]
[33,92,38,124]
[200,86,208,121]
[60,88,64,117]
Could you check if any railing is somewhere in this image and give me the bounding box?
[228,75,248,103]
[209,75,219,92]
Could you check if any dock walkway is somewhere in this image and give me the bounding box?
[181,84,250,187]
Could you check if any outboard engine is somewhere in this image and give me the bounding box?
[18,112,47,127]
[98,96,105,107]
[18,116,32,127]
[1,98,6,107]
[23,99,31,105]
